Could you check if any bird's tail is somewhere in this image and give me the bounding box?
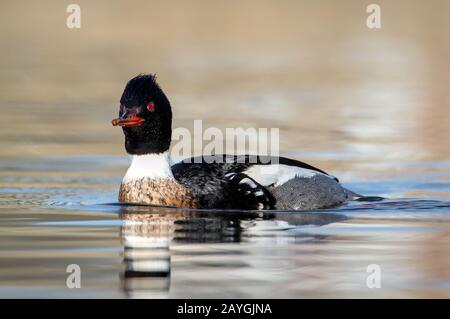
[344,188,384,202]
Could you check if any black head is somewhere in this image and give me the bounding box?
[113,74,172,155]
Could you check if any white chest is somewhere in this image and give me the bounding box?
[122,152,174,183]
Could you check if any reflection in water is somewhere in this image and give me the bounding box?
[119,208,252,298]
[118,206,346,298]
[120,211,172,299]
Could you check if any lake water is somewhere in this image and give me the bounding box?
[1,0,450,298]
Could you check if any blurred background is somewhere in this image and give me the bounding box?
[1,0,449,164]
[1,0,450,298]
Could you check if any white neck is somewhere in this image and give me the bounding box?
[122,151,174,183]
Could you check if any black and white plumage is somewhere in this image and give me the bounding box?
[113,74,360,210]
[171,155,355,210]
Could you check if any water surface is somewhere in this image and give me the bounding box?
[1,155,450,298]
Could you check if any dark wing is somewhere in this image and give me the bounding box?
[224,172,275,210]
[171,156,276,209]
[171,154,336,209]
[173,154,337,181]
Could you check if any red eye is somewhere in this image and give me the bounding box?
[146,102,155,112]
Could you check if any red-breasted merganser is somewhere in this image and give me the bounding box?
[112,74,359,210]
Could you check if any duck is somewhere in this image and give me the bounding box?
[112,74,360,210]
